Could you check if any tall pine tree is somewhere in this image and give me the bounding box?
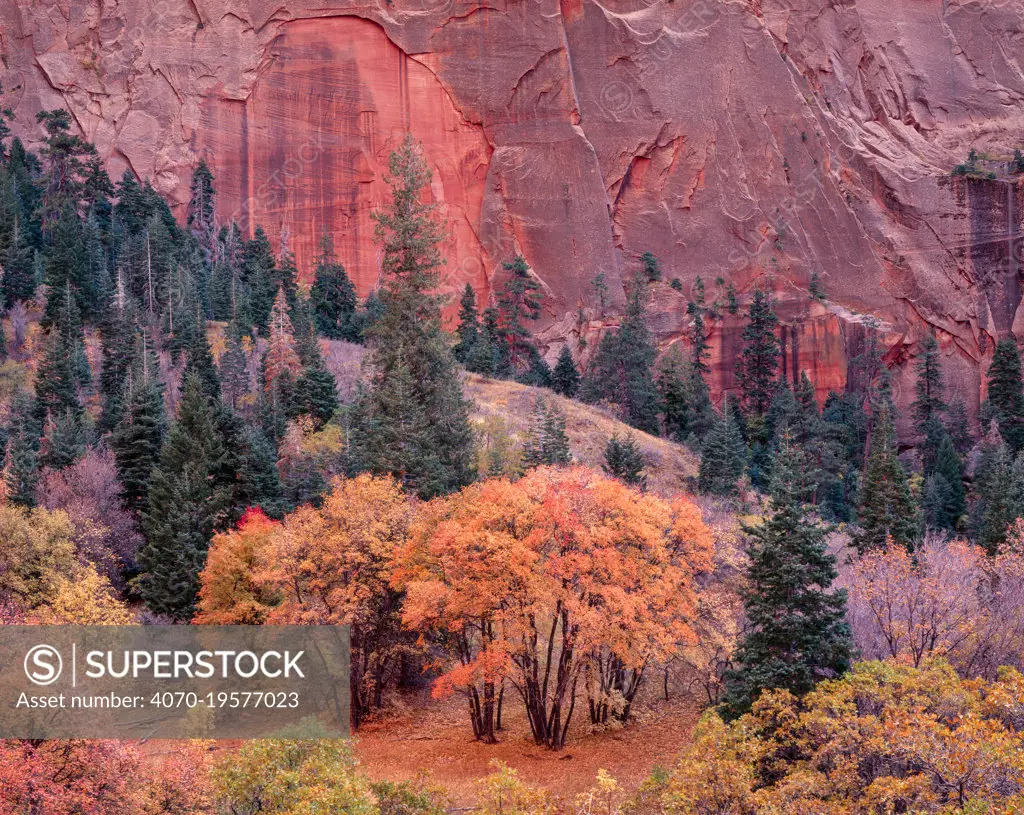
[310,232,358,341]
[111,341,166,511]
[551,345,580,398]
[855,395,918,552]
[497,254,542,373]
[721,437,852,719]
[736,288,780,416]
[603,432,647,489]
[187,159,216,263]
[986,338,1024,453]
[923,435,966,533]
[698,399,746,496]
[353,136,475,498]
[686,289,715,441]
[911,334,947,471]
[5,390,40,507]
[137,373,228,619]
[244,227,277,335]
[656,346,690,442]
[581,275,660,434]
[521,398,572,469]
[453,283,481,365]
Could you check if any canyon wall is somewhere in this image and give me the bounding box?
[3,0,1024,423]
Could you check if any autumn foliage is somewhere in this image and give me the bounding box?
[195,507,281,624]
[197,474,414,725]
[840,534,1024,677]
[0,740,212,815]
[664,659,1024,814]
[394,466,714,747]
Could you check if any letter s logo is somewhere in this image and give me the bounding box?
[24,645,62,686]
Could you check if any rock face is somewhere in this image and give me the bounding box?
[4,0,1024,425]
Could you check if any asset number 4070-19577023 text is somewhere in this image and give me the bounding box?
[150,691,300,709]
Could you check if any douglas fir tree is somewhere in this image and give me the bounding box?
[353,136,475,498]
[722,436,852,719]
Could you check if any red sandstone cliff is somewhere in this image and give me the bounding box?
[2,0,1024,426]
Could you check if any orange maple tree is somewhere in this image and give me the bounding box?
[258,474,413,725]
[195,507,281,625]
[394,466,714,748]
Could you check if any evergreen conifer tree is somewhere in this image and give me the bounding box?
[640,251,662,282]
[466,306,510,377]
[986,338,1024,453]
[209,403,258,529]
[275,238,299,306]
[309,232,358,341]
[974,434,1015,554]
[736,289,780,416]
[353,290,385,343]
[218,325,250,411]
[688,281,710,376]
[290,292,339,423]
[186,160,216,239]
[581,275,660,434]
[698,399,746,496]
[350,356,436,489]
[933,435,966,530]
[97,283,138,434]
[911,334,947,471]
[721,437,852,719]
[603,432,647,489]
[855,400,918,552]
[352,137,475,498]
[36,108,95,224]
[656,346,689,442]
[551,344,581,398]
[236,424,289,519]
[42,203,88,326]
[35,288,88,428]
[263,288,302,388]
[686,292,715,441]
[182,314,222,402]
[244,227,277,335]
[40,410,85,471]
[498,255,542,372]
[296,358,339,426]
[137,373,228,618]
[0,181,37,307]
[517,346,553,388]
[521,398,572,469]
[5,390,40,507]
[453,283,480,365]
[209,224,246,323]
[945,399,973,454]
[921,474,956,534]
[111,347,166,511]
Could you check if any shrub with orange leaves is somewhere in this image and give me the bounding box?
[394,466,714,748]
[664,660,1024,815]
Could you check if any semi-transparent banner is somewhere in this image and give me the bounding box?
[0,626,350,739]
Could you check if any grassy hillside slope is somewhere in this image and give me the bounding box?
[464,373,699,495]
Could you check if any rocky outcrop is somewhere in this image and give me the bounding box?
[3,0,1024,425]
